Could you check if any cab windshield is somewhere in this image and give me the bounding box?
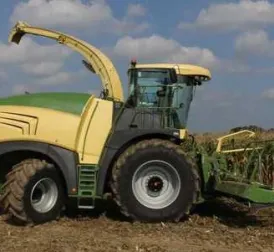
[127,68,196,128]
[128,68,172,106]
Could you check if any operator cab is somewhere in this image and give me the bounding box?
[126,61,177,108]
[126,60,211,129]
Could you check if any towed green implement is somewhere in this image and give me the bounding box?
[186,130,274,212]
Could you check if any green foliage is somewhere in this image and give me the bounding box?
[230,125,264,133]
[199,139,217,155]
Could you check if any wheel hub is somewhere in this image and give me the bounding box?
[132,160,181,209]
[30,178,58,213]
[147,176,164,193]
[32,188,43,203]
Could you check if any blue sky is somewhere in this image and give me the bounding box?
[1,0,274,133]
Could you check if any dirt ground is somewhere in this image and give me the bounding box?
[0,198,273,252]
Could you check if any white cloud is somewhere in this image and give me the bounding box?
[0,37,71,65]
[113,35,180,59]
[262,88,274,99]
[36,69,86,86]
[10,0,149,35]
[179,0,274,32]
[0,36,72,82]
[111,35,254,74]
[127,4,146,17]
[37,72,72,85]
[112,35,220,69]
[10,0,113,28]
[21,62,64,76]
[9,69,88,95]
[235,29,274,57]
[0,35,79,89]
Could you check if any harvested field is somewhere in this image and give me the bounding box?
[1,130,274,252]
[0,198,274,252]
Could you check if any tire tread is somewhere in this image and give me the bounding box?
[110,138,201,222]
[0,159,55,224]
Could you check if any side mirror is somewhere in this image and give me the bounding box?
[169,69,177,83]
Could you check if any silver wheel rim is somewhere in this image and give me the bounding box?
[132,160,181,209]
[30,178,58,213]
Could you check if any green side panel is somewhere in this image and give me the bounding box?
[73,165,99,209]
[77,165,98,198]
[0,92,91,115]
[215,181,274,203]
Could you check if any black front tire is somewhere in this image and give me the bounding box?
[0,159,65,225]
[110,139,200,222]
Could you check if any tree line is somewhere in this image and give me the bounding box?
[229,125,274,133]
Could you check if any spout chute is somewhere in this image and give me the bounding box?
[9,21,124,102]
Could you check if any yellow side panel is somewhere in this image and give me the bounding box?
[0,106,81,151]
[0,122,23,136]
[0,111,39,135]
[76,98,113,164]
[0,98,113,164]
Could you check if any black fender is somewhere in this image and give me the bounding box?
[0,141,78,195]
[97,129,181,196]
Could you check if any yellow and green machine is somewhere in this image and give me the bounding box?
[0,21,274,225]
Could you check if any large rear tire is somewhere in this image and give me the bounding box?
[0,159,65,225]
[110,139,200,222]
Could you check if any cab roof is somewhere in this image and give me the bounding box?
[133,63,211,81]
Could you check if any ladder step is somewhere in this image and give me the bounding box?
[78,205,95,209]
[79,174,95,178]
[79,186,94,189]
[77,165,98,210]
[79,193,93,196]
[77,197,95,209]
[79,180,95,183]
